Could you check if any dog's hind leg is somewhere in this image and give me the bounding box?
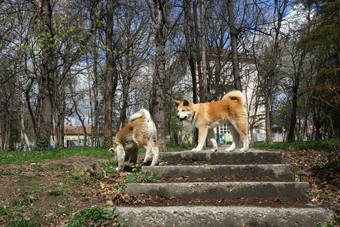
[143,148,152,164]
[142,140,153,164]
[225,122,240,152]
[150,141,159,166]
[207,128,218,152]
[231,118,249,152]
[129,146,138,165]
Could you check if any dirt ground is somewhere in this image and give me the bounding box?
[0,150,339,226]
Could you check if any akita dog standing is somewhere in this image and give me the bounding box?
[174,90,249,152]
[108,109,159,171]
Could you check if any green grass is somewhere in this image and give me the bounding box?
[48,190,66,196]
[67,207,118,227]
[0,207,38,227]
[251,139,338,152]
[166,144,193,152]
[0,147,114,166]
[101,161,118,175]
[0,171,16,177]
[117,171,159,193]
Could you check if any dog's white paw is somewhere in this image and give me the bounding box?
[192,148,201,152]
[210,148,217,152]
[225,148,234,152]
[240,148,248,152]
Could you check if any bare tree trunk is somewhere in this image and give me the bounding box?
[200,0,207,102]
[103,0,118,149]
[265,93,273,144]
[0,124,3,152]
[20,89,31,151]
[184,0,198,145]
[184,0,198,104]
[54,79,66,149]
[193,0,203,102]
[93,38,100,147]
[287,16,310,142]
[37,0,55,150]
[4,104,12,151]
[117,41,133,130]
[287,84,299,142]
[86,52,94,147]
[227,0,242,91]
[152,0,169,151]
[264,0,288,144]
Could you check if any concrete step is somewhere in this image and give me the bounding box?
[125,181,310,203]
[114,206,333,227]
[159,148,283,165]
[143,164,293,180]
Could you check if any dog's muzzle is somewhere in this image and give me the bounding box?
[177,116,187,121]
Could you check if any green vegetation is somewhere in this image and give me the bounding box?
[67,207,118,227]
[131,164,142,172]
[33,164,47,172]
[251,139,338,152]
[48,189,66,196]
[318,218,339,227]
[0,147,114,166]
[118,171,159,193]
[101,161,118,175]
[9,196,37,207]
[65,169,91,186]
[0,171,15,177]
[0,207,38,227]
[166,144,193,152]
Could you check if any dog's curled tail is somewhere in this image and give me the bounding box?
[222,90,246,105]
[129,108,152,121]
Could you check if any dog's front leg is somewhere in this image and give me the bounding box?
[192,126,208,152]
[116,145,126,171]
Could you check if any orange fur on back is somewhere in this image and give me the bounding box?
[109,109,159,171]
[174,90,249,152]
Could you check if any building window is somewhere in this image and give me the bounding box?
[220,124,229,134]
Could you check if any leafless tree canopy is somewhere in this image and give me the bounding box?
[0,0,339,151]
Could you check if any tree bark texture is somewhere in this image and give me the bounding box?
[103,0,118,149]
[227,0,242,91]
[200,0,207,103]
[37,0,55,150]
[152,0,168,151]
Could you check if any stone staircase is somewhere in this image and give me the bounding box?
[114,147,333,226]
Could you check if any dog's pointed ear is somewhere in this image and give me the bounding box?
[183,99,191,106]
[174,100,181,107]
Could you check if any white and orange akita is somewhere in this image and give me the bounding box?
[174,90,249,152]
[108,109,159,171]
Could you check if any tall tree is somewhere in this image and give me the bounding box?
[183,0,199,145]
[200,0,207,102]
[103,0,118,149]
[183,0,198,104]
[226,0,242,91]
[193,0,203,101]
[36,0,55,150]
[299,0,340,139]
[261,0,288,144]
[152,0,170,151]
